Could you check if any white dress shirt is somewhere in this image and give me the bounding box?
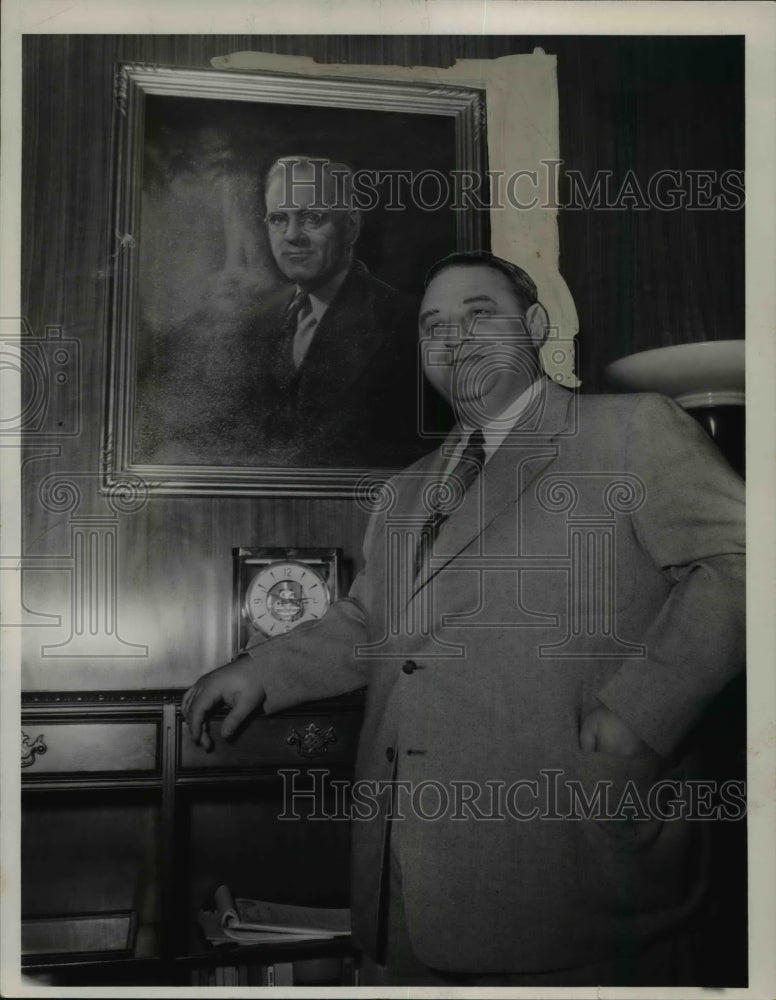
[440,378,545,477]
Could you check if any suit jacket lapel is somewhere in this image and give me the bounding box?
[369,436,455,604]
[297,262,385,399]
[391,434,456,526]
[411,381,575,598]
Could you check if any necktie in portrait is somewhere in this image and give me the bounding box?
[273,290,311,387]
[291,299,318,369]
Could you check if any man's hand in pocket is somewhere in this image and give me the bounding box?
[580,704,658,757]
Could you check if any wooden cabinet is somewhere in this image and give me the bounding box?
[21,689,363,986]
[23,721,160,776]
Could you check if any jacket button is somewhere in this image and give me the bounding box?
[385,747,395,763]
[402,660,418,674]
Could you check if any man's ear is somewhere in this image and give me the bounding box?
[525,301,550,350]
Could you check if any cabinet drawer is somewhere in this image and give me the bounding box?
[180,712,361,771]
[21,722,159,774]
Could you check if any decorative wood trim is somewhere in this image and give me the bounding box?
[22,689,364,710]
[173,760,355,788]
[22,690,184,706]
[21,776,163,792]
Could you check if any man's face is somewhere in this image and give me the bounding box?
[419,264,542,426]
[264,166,357,291]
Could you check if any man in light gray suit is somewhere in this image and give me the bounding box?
[183,252,745,985]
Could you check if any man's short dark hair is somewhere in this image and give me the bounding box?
[424,251,538,313]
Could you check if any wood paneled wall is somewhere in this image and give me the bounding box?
[20,35,743,689]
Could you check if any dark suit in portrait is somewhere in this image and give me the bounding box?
[248,260,431,468]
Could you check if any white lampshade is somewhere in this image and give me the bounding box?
[604,341,745,409]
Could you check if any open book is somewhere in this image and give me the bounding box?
[198,885,351,946]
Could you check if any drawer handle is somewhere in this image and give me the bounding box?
[21,731,47,768]
[287,723,338,758]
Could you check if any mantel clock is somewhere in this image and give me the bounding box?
[233,547,343,654]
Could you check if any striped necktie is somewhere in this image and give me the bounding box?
[413,429,486,580]
[273,290,311,387]
[292,299,318,368]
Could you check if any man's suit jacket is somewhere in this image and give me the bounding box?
[248,379,746,973]
[249,260,437,468]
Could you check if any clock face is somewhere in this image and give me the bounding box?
[243,559,331,637]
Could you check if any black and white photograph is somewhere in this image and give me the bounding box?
[2,2,774,997]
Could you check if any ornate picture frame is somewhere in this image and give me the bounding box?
[103,63,489,497]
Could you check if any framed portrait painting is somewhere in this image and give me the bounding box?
[103,64,489,496]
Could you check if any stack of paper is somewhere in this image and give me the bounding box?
[198,885,351,946]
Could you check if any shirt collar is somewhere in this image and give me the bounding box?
[453,377,545,463]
